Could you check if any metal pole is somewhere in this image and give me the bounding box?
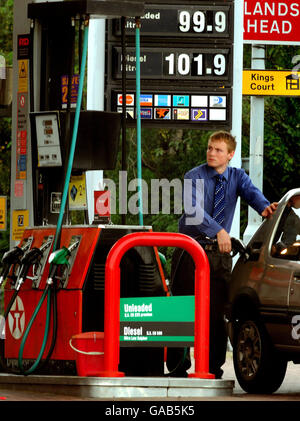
[86,18,106,224]
[135,17,143,226]
[121,16,127,225]
[243,44,265,244]
[229,0,244,244]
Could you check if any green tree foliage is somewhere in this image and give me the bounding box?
[0,0,13,258]
[0,0,13,64]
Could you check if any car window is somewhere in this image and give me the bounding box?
[271,196,300,260]
[294,208,300,241]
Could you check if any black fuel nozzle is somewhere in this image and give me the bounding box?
[0,246,25,287]
[231,237,249,259]
[14,247,44,291]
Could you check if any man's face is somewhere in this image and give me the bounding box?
[206,139,235,171]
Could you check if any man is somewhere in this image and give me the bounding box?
[167,131,277,379]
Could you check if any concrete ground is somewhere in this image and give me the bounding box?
[0,352,299,401]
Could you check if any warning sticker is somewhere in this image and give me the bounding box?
[12,210,29,241]
[18,60,28,93]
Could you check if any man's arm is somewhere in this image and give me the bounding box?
[237,169,270,215]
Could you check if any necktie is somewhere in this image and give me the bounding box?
[212,175,225,226]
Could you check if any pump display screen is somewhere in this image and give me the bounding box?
[34,112,62,167]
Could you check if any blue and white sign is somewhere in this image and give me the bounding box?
[154,94,171,107]
[173,95,189,107]
[210,96,226,107]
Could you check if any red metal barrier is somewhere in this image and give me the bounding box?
[98,232,214,379]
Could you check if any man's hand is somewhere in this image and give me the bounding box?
[261,202,278,218]
[217,229,231,253]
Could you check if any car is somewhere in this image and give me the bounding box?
[226,188,300,394]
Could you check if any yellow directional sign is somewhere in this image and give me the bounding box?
[243,70,300,96]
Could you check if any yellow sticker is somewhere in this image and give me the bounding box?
[12,210,29,241]
[68,174,87,210]
[18,60,28,93]
[0,196,7,231]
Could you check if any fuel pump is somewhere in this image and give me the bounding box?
[6,0,169,379]
[17,239,80,375]
[0,237,54,374]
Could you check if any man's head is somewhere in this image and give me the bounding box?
[207,131,236,173]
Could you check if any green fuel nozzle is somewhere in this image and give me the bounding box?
[48,246,71,266]
[47,241,79,286]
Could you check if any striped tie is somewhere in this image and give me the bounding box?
[212,175,225,226]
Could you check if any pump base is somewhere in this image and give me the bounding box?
[0,373,234,398]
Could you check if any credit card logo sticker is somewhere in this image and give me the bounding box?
[209,109,226,121]
[191,96,208,107]
[191,109,208,121]
[140,94,153,106]
[154,95,171,107]
[155,108,171,119]
[210,96,226,108]
[117,107,135,119]
[173,108,189,120]
[173,95,189,107]
[140,108,153,119]
[117,93,135,106]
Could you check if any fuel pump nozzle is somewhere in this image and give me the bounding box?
[47,241,80,286]
[14,248,44,291]
[0,241,31,287]
[0,247,24,287]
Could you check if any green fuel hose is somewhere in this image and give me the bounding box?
[17,21,90,375]
[135,18,143,226]
[53,21,89,251]
[18,287,51,375]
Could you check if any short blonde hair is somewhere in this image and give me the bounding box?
[209,131,237,153]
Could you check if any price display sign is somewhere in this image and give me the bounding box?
[111,46,232,83]
[110,3,233,40]
[106,1,234,130]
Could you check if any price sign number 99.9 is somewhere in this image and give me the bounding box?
[178,9,227,34]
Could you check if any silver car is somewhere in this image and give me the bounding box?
[226,188,300,393]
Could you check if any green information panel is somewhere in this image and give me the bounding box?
[120,295,195,347]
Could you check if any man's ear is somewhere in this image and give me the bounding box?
[228,150,235,161]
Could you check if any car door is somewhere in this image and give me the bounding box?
[264,202,300,348]
[286,207,300,345]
